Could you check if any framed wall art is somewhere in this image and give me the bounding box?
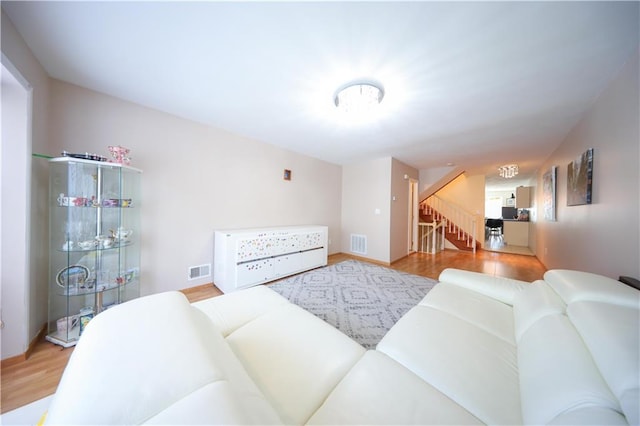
[542,166,557,221]
[567,148,593,206]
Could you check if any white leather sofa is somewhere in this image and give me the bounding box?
[44,268,639,425]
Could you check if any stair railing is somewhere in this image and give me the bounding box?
[421,195,478,253]
[418,218,447,254]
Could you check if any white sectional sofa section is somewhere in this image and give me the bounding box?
[44,268,639,425]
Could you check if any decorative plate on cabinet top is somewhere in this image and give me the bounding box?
[56,265,89,288]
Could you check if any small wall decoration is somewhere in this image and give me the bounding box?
[283,169,292,181]
[542,166,557,221]
[567,148,594,206]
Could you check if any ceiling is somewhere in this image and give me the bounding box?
[3,1,638,190]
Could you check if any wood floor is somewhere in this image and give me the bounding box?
[1,249,546,414]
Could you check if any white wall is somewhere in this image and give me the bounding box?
[485,190,517,207]
[1,10,50,359]
[535,49,639,279]
[341,158,392,263]
[418,166,455,194]
[48,80,343,295]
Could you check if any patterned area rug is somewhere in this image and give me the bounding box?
[269,259,438,349]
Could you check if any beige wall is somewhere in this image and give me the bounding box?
[48,80,343,296]
[1,10,50,358]
[3,5,638,359]
[435,173,486,244]
[341,157,417,264]
[390,158,419,262]
[535,49,639,279]
[341,158,392,263]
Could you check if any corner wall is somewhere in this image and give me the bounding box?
[1,10,50,359]
[434,173,486,244]
[341,158,392,263]
[535,49,640,278]
[390,159,419,262]
[48,80,343,296]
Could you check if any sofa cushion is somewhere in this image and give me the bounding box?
[225,302,366,425]
[513,280,566,342]
[438,268,528,305]
[45,292,281,425]
[544,269,639,307]
[517,313,621,425]
[420,282,515,345]
[568,301,640,425]
[144,381,281,425]
[308,350,482,425]
[192,285,289,336]
[547,407,628,425]
[518,270,640,425]
[376,305,521,425]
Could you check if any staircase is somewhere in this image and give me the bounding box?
[420,195,479,253]
[417,218,447,254]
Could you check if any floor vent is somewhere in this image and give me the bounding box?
[188,263,211,280]
[350,234,367,255]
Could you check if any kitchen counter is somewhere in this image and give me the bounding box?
[503,220,529,246]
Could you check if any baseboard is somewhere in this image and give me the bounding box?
[26,325,47,358]
[330,252,392,267]
[1,324,46,367]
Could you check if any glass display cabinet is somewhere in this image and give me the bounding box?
[47,157,142,347]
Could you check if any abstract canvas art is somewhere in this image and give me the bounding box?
[543,166,557,221]
[567,148,594,206]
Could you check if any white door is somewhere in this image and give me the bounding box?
[408,179,419,252]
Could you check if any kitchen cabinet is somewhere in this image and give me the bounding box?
[503,221,529,246]
[516,186,531,208]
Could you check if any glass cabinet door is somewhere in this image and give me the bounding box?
[47,157,141,347]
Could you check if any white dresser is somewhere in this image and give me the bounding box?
[213,225,328,293]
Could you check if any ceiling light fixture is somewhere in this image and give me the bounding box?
[498,164,519,179]
[334,81,384,113]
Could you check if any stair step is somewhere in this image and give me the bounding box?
[423,206,479,252]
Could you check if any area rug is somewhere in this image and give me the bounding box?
[269,259,437,349]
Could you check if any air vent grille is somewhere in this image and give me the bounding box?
[188,263,211,281]
[350,234,367,255]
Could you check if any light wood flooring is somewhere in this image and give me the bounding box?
[483,233,535,256]
[1,249,545,414]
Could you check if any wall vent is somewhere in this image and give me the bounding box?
[350,234,367,255]
[188,263,211,281]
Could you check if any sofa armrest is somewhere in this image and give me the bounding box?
[437,268,529,305]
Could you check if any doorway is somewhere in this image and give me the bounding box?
[1,59,32,359]
[408,179,419,253]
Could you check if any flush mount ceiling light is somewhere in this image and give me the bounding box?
[334,81,384,114]
[498,164,519,179]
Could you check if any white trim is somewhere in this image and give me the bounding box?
[1,53,33,90]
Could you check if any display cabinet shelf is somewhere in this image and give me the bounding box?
[57,241,133,253]
[47,157,142,347]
